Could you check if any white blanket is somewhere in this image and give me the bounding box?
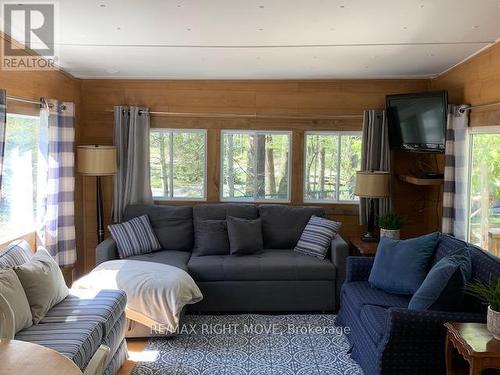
[72,260,203,333]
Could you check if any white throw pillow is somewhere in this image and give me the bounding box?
[14,248,69,323]
[0,268,33,333]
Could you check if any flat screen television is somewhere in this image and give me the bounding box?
[386,91,448,153]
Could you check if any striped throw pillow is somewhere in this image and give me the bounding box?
[0,240,33,269]
[294,215,342,259]
[108,215,161,258]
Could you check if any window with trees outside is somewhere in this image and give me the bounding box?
[150,129,207,200]
[0,113,41,241]
[304,132,362,202]
[467,127,500,253]
[221,131,291,202]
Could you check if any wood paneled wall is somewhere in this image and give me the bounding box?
[431,42,500,127]
[78,79,429,273]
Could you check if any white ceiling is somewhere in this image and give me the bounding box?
[6,0,500,79]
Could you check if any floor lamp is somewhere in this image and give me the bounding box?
[77,145,117,244]
[355,171,390,242]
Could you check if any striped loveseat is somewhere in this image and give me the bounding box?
[0,240,127,375]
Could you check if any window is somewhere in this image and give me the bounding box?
[467,126,500,250]
[150,129,207,200]
[304,132,362,202]
[0,113,41,240]
[221,130,291,202]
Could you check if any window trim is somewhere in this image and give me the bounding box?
[303,130,362,204]
[150,128,208,202]
[220,129,292,203]
[465,125,500,243]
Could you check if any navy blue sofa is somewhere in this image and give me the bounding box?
[336,233,500,375]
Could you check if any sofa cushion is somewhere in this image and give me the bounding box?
[294,215,341,259]
[0,268,32,333]
[187,249,336,281]
[258,205,325,249]
[369,233,439,294]
[15,320,103,370]
[193,203,258,221]
[341,281,410,315]
[227,216,263,255]
[127,250,191,271]
[41,289,127,338]
[108,215,161,258]
[409,248,472,311]
[0,240,32,269]
[124,204,193,251]
[359,304,388,346]
[14,248,69,323]
[193,219,230,256]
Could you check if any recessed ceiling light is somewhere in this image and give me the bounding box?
[259,5,264,8]
[116,27,121,31]
[99,4,106,7]
[258,28,264,31]
[472,25,479,29]
[186,28,191,31]
[330,27,335,31]
[420,4,425,8]
[403,26,408,30]
[339,5,345,8]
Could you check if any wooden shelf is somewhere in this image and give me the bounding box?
[398,174,444,186]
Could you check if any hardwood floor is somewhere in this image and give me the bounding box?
[116,339,148,375]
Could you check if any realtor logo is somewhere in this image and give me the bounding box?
[1,2,58,70]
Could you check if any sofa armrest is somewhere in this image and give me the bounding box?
[380,308,486,374]
[345,256,374,282]
[95,238,119,266]
[331,235,349,295]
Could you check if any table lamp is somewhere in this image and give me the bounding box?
[355,171,390,242]
[77,145,117,244]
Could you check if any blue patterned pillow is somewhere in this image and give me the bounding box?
[294,215,342,259]
[108,215,161,258]
[0,240,33,269]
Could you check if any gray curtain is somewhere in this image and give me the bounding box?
[442,105,469,239]
[113,106,153,223]
[359,110,391,224]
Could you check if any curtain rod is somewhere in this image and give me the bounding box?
[105,109,364,120]
[6,95,40,105]
[459,101,500,113]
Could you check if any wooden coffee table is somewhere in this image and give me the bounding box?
[444,322,500,375]
[0,339,82,375]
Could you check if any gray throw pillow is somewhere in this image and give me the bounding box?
[194,220,230,256]
[227,216,263,255]
[0,268,32,333]
[14,248,69,323]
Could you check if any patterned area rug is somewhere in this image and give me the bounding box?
[131,314,362,375]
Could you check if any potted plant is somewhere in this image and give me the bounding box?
[377,212,406,240]
[468,279,500,340]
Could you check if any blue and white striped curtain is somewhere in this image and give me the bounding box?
[0,90,6,189]
[442,104,469,239]
[37,99,77,266]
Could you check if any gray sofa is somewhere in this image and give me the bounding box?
[97,203,349,312]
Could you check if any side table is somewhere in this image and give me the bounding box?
[348,237,378,256]
[444,322,500,375]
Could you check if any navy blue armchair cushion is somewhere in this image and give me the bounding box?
[368,232,439,294]
[408,248,472,311]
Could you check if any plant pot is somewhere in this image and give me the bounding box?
[380,228,400,240]
[487,305,500,341]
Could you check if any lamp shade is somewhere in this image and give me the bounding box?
[77,145,117,176]
[354,171,390,198]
